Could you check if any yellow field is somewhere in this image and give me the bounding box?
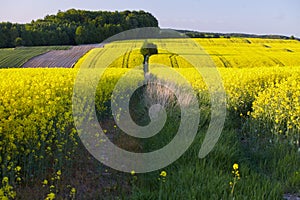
[1,66,298,180]
[68,38,300,144]
[75,40,144,68]
[196,38,300,68]
[0,68,131,187]
[75,38,300,69]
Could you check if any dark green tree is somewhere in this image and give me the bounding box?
[14,37,23,46]
[140,41,158,58]
[75,26,86,44]
[0,9,159,47]
[140,41,158,74]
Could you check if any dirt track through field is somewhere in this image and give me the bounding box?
[22,44,104,68]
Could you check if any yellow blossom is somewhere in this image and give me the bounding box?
[56,170,61,176]
[233,163,239,170]
[71,188,76,194]
[15,166,21,172]
[160,171,167,177]
[45,192,55,200]
[42,179,48,185]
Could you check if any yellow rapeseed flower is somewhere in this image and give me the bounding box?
[42,179,48,185]
[15,166,21,172]
[45,192,55,200]
[2,177,8,184]
[160,171,167,177]
[71,188,76,194]
[0,189,4,196]
[233,163,239,170]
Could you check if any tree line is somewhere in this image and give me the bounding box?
[177,30,297,40]
[0,9,159,48]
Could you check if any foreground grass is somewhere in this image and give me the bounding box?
[129,119,299,199]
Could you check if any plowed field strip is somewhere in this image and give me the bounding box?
[22,44,104,68]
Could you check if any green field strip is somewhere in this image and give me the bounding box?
[0,46,71,68]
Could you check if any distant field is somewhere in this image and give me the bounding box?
[74,41,144,68]
[150,38,300,68]
[0,46,70,68]
[2,38,300,69]
[197,38,300,68]
[75,38,300,69]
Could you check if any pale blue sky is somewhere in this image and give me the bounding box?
[1,0,299,37]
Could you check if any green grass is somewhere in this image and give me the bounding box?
[0,46,70,68]
[128,116,299,199]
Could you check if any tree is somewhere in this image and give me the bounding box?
[75,26,86,44]
[125,14,139,29]
[14,37,23,47]
[140,41,158,58]
[0,9,159,47]
[140,41,158,74]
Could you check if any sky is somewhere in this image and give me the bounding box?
[1,0,300,37]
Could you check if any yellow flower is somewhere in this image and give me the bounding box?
[42,179,48,185]
[2,177,8,184]
[233,163,239,170]
[160,171,167,177]
[56,170,61,176]
[15,166,21,172]
[71,188,76,194]
[131,170,135,175]
[45,192,55,200]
